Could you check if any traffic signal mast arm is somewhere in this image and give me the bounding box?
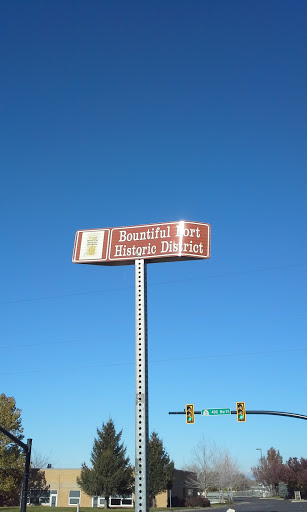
[169,409,307,420]
[0,425,32,512]
[0,424,29,451]
[240,410,307,420]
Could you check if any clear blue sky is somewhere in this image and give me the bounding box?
[1,0,306,476]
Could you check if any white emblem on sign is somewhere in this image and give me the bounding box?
[79,231,105,260]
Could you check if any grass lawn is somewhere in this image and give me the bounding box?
[0,507,219,512]
[0,509,192,512]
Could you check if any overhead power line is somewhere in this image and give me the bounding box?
[0,346,306,376]
[0,262,306,306]
[0,339,79,350]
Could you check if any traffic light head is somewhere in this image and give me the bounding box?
[236,402,246,422]
[186,404,195,424]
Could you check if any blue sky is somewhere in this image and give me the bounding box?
[1,0,306,475]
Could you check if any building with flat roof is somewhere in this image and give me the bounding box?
[29,467,196,507]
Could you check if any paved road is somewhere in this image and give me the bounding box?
[203,497,307,512]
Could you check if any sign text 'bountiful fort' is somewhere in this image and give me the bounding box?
[73,220,211,265]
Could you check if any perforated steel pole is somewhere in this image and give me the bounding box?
[135,259,149,512]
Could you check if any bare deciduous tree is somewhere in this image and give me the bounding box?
[214,451,242,501]
[30,451,53,470]
[28,451,51,505]
[184,438,220,497]
[185,438,244,501]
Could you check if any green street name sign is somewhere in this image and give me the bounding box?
[201,408,231,416]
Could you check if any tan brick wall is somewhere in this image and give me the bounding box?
[155,491,167,507]
[43,467,192,508]
[44,468,92,507]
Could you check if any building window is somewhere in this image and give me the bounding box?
[110,498,121,506]
[69,490,81,505]
[92,494,133,508]
[27,489,51,506]
[50,490,58,507]
[92,496,105,507]
[122,498,133,506]
[110,495,133,507]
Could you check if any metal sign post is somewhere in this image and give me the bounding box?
[135,259,149,512]
[72,220,211,512]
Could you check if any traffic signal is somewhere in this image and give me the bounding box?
[186,404,195,424]
[236,402,246,422]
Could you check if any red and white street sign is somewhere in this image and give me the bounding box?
[72,221,211,265]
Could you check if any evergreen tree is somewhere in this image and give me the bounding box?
[149,432,174,506]
[0,393,25,506]
[77,419,133,508]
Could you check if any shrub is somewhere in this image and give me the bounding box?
[170,496,185,507]
[184,496,211,507]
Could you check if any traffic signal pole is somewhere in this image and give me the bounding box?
[0,425,32,512]
[169,409,307,420]
[21,439,32,512]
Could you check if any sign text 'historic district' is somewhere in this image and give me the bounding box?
[73,220,211,265]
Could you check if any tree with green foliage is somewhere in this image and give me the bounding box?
[149,432,174,506]
[0,393,25,506]
[77,419,134,508]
